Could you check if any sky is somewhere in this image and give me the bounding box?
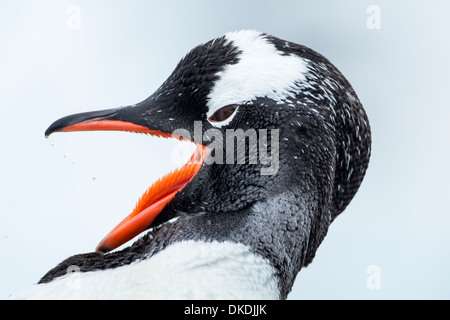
[1,0,450,299]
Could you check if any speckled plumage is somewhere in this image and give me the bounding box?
[27,30,371,299]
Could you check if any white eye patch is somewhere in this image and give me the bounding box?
[206,30,308,127]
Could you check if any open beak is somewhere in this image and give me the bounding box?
[45,107,207,253]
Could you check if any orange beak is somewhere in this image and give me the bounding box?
[95,140,207,253]
[46,113,207,253]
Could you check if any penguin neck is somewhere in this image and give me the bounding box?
[160,125,337,297]
[159,186,330,299]
[231,189,331,299]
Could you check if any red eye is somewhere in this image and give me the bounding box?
[208,104,239,123]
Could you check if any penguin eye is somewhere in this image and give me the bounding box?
[208,104,239,123]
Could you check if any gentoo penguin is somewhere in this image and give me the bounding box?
[12,30,371,300]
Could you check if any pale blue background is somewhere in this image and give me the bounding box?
[1,0,449,299]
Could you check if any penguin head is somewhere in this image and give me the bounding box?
[45,30,371,253]
[46,30,310,139]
